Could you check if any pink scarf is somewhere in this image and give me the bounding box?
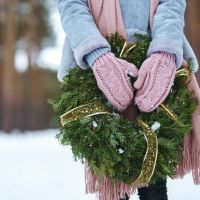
[87,0,160,38]
[176,74,200,184]
[87,0,127,39]
[86,0,200,199]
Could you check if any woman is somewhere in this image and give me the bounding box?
[56,0,199,199]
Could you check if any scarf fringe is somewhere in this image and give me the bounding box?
[190,134,200,184]
[84,161,148,200]
[176,74,200,184]
[176,133,200,184]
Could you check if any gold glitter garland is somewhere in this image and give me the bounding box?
[60,102,112,126]
[134,118,158,184]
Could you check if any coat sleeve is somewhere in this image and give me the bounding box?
[147,0,186,68]
[57,0,111,69]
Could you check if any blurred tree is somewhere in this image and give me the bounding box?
[0,0,56,132]
[16,0,55,65]
[0,0,5,129]
[0,0,54,69]
[0,0,199,132]
[1,0,17,132]
[19,0,55,130]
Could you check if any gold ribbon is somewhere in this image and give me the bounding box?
[119,41,136,58]
[134,118,158,184]
[158,67,191,125]
[60,102,112,126]
[175,68,190,78]
[159,104,179,122]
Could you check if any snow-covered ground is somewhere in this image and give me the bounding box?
[0,129,199,200]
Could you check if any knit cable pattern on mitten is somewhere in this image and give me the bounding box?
[134,52,176,112]
[92,52,138,111]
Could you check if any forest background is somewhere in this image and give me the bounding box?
[0,0,200,132]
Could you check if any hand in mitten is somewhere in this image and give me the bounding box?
[134,52,176,112]
[91,52,138,111]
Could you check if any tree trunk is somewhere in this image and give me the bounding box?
[185,0,200,83]
[1,0,17,132]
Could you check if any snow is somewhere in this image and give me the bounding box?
[0,129,199,200]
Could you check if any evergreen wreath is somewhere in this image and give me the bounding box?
[48,33,197,185]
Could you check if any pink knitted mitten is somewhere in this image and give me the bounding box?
[92,52,138,111]
[134,52,176,112]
